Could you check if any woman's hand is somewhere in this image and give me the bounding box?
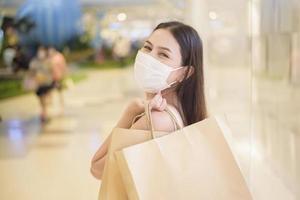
[148,92,167,112]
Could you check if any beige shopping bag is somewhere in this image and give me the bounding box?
[115,115,253,200]
[98,103,181,200]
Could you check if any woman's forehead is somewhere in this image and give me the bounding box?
[147,29,181,54]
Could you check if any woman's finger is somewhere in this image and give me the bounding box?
[158,97,164,107]
[157,98,166,111]
[160,98,167,111]
[156,93,162,103]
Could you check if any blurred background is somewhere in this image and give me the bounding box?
[0,0,299,199]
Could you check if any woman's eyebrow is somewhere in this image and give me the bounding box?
[145,40,172,53]
[145,40,153,45]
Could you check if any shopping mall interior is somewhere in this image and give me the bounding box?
[0,0,299,199]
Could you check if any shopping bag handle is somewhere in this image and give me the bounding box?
[144,101,182,139]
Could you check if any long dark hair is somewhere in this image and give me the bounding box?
[154,21,207,125]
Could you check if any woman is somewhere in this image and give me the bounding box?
[91,21,207,179]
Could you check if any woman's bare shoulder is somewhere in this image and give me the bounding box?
[130,110,175,132]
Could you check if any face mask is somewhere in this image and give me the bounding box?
[134,50,183,93]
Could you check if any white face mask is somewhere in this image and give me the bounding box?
[134,50,183,93]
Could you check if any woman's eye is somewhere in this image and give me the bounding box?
[159,53,169,58]
[143,46,151,51]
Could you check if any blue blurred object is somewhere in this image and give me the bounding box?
[0,14,3,51]
[16,0,82,49]
[0,29,3,51]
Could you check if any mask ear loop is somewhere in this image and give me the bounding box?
[160,66,185,94]
[160,80,179,96]
[167,66,185,88]
[171,66,184,71]
[168,80,179,87]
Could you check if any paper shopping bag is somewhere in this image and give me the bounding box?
[115,116,253,200]
[98,104,181,200]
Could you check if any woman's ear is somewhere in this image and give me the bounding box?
[186,66,194,78]
[179,66,194,82]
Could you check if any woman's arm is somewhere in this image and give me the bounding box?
[90,133,111,180]
[90,93,170,179]
[90,98,144,179]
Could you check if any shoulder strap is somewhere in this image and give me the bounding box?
[165,106,184,131]
[164,107,182,131]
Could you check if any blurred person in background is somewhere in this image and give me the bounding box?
[48,47,68,114]
[29,46,54,123]
[12,45,30,73]
[91,21,207,179]
[3,45,16,72]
